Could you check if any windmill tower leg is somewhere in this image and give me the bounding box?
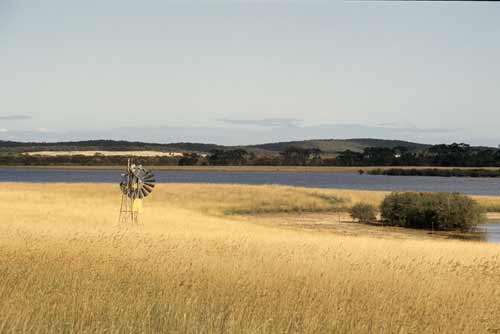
[118,158,135,225]
[118,195,140,225]
[118,193,132,225]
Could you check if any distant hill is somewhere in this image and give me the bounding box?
[249,138,430,154]
[0,140,223,153]
[0,138,430,155]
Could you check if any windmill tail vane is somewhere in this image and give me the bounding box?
[118,159,155,225]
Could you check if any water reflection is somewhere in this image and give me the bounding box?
[479,223,500,244]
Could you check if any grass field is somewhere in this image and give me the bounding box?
[1,183,500,333]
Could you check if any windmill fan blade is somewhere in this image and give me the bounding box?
[120,164,155,199]
[119,161,157,225]
[142,187,152,197]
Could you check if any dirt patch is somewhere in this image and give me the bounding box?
[245,212,486,242]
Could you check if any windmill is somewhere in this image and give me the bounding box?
[118,159,155,225]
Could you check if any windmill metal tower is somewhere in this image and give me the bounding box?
[118,159,156,225]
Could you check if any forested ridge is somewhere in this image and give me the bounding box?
[2,140,500,167]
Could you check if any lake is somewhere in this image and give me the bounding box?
[1,167,500,196]
[480,224,500,244]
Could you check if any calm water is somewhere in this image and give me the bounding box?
[1,168,500,196]
[480,224,500,244]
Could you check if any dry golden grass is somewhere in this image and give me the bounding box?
[150,184,348,216]
[1,183,500,333]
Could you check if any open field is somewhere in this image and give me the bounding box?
[147,184,500,215]
[25,150,185,157]
[1,183,500,333]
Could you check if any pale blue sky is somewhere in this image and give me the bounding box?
[1,1,499,145]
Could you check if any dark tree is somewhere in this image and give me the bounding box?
[335,150,363,166]
[178,153,201,166]
[208,149,249,165]
[280,147,323,166]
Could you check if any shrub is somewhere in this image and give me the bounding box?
[368,168,500,178]
[350,203,377,223]
[380,192,484,231]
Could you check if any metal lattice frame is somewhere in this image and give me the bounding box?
[118,159,155,225]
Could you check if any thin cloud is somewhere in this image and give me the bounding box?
[0,123,481,146]
[374,122,460,134]
[217,118,302,128]
[0,114,32,121]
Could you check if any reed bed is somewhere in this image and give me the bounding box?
[0,183,499,333]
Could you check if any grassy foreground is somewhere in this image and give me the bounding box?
[1,183,500,333]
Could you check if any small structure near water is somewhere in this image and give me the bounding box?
[118,159,156,225]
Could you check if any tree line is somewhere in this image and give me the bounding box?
[368,168,500,178]
[192,143,500,167]
[335,143,500,167]
[3,143,500,167]
[0,147,325,166]
[0,154,180,166]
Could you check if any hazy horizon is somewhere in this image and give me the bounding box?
[0,131,495,148]
[1,1,499,145]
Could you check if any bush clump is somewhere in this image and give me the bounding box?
[350,203,377,223]
[380,192,484,231]
[369,168,500,178]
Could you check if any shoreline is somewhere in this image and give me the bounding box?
[3,165,500,173]
[0,165,375,173]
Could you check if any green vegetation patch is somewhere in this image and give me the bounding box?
[369,168,500,178]
[350,203,378,223]
[224,192,349,216]
[380,192,484,231]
